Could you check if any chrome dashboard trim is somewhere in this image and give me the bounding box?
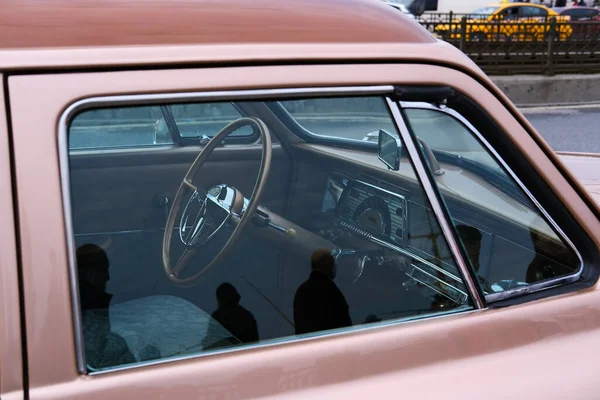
[387,98,485,309]
[59,85,397,375]
[400,101,584,303]
[330,215,464,285]
[332,175,409,246]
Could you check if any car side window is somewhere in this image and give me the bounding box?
[67,94,476,373]
[69,101,252,150]
[565,9,597,20]
[520,6,547,18]
[501,7,520,20]
[402,105,581,298]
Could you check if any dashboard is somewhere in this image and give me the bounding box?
[324,173,408,246]
[318,172,469,306]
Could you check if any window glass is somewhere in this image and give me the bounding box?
[68,96,473,373]
[279,97,397,142]
[69,102,251,150]
[564,9,597,20]
[70,105,167,150]
[501,7,520,19]
[169,102,253,138]
[520,6,548,17]
[402,106,580,296]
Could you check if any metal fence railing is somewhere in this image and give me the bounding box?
[414,13,600,75]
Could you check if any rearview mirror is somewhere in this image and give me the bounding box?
[378,129,402,171]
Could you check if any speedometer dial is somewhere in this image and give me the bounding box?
[353,196,391,235]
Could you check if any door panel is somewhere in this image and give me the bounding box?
[70,145,291,233]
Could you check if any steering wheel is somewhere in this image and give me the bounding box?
[162,117,272,284]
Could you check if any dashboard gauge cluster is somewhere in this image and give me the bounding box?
[320,172,468,306]
[328,176,408,246]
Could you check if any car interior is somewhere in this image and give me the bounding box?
[67,91,582,371]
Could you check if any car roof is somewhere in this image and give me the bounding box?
[492,2,550,7]
[0,0,434,50]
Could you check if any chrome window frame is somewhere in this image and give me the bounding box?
[398,101,584,303]
[59,85,484,376]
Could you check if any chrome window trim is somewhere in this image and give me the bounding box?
[386,99,485,309]
[399,101,584,303]
[87,305,479,376]
[57,85,412,375]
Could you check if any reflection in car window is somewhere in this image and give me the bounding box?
[404,108,499,170]
[70,105,167,150]
[279,97,397,142]
[68,95,474,372]
[402,105,581,297]
[169,102,253,138]
[69,102,252,150]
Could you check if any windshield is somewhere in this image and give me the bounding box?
[468,6,499,18]
[403,108,499,169]
[277,97,398,143]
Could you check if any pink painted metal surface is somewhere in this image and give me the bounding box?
[558,152,600,205]
[0,0,433,49]
[0,76,24,400]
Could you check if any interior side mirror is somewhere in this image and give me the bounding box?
[378,129,403,171]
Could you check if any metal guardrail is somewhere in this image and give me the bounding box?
[416,13,600,75]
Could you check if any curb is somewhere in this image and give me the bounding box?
[491,74,600,107]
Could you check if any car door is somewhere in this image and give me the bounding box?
[8,63,600,399]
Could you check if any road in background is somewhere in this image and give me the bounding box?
[522,105,600,153]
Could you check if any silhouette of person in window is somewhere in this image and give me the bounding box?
[77,243,135,369]
[209,283,259,345]
[293,249,352,335]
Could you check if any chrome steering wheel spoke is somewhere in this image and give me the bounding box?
[178,184,244,248]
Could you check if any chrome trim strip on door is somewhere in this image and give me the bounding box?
[386,98,485,309]
[58,111,87,374]
[66,86,395,113]
[58,86,394,375]
[400,101,584,303]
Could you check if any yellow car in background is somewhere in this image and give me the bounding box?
[434,3,572,42]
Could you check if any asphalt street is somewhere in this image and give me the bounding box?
[521,105,600,153]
